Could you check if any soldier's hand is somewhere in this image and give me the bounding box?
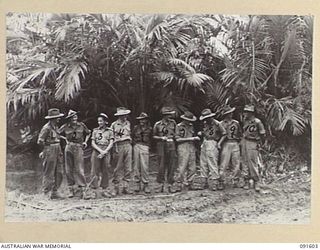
[162,136,167,141]
[217,143,221,150]
[197,132,202,137]
[39,152,44,159]
[98,154,104,159]
[193,136,200,141]
[82,142,88,149]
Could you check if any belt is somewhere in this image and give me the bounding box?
[204,138,218,142]
[225,139,239,143]
[67,141,83,146]
[244,137,259,142]
[45,142,60,146]
[115,140,131,145]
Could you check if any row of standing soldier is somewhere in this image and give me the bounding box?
[37,104,265,199]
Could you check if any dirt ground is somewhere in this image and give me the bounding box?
[5,165,311,223]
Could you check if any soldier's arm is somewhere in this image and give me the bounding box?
[101,129,115,155]
[79,122,91,148]
[92,140,104,154]
[176,137,199,142]
[102,139,114,155]
[217,122,227,148]
[132,126,138,145]
[167,120,176,139]
[257,120,266,144]
[91,130,103,154]
[37,127,49,146]
[237,121,243,139]
[153,123,165,141]
[175,129,199,142]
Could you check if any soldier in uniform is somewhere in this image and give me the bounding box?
[153,106,177,193]
[198,108,227,191]
[241,104,266,192]
[90,113,115,197]
[58,110,91,198]
[175,111,200,192]
[219,105,242,189]
[37,108,64,199]
[132,112,152,194]
[110,107,133,195]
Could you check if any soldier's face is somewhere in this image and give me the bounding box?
[139,119,147,126]
[98,117,105,127]
[119,115,127,122]
[243,112,253,120]
[163,114,170,120]
[71,115,78,123]
[51,118,59,125]
[203,117,212,125]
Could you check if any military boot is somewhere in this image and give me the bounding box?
[143,183,151,194]
[232,178,240,188]
[155,183,165,193]
[249,179,255,189]
[50,190,63,200]
[254,180,261,192]
[81,187,93,200]
[108,185,117,197]
[243,179,250,190]
[134,181,141,193]
[208,179,218,191]
[217,180,225,190]
[122,182,134,195]
[101,189,112,198]
[66,186,74,198]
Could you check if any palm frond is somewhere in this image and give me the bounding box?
[55,62,87,102]
[279,108,306,136]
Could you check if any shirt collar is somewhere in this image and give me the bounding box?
[116,119,128,126]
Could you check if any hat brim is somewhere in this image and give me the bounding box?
[45,113,64,119]
[136,116,149,120]
[66,112,79,119]
[223,107,236,116]
[243,109,254,112]
[162,111,175,115]
[114,110,131,116]
[98,114,109,120]
[199,113,215,121]
[181,115,197,122]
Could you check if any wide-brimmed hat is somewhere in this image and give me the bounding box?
[243,105,255,113]
[45,108,64,120]
[136,112,149,120]
[181,111,197,122]
[114,107,131,116]
[66,109,78,119]
[98,113,109,120]
[161,106,175,115]
[223,105,236,116]
[199,108,215,121]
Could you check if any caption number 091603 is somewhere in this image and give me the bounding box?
[300,244,318,248]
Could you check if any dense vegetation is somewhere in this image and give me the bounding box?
[6,13,312,165]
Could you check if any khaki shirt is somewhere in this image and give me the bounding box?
[38,122,61,145]
[111,120,131,142]
[153,118,176,137]
[202,119,226,141]
[132,124,152,146]
[243,117,266,141]
[92,126,114,150]
[58,122,91,143]
[220,119,241,141]
[175,121,195,139]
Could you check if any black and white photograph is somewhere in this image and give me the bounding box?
[5,13,313,223]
